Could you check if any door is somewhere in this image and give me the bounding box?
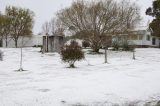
[152,38,156,45]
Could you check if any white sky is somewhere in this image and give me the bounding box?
[0,0,153,34]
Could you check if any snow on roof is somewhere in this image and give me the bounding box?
[133,26,149,31]
[113,26,149,35]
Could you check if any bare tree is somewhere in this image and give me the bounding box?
[0,14,5,42]
[57,0,141,53]
[50,19,56,35]
[42,18,65,52]
[5,6,34,48]
[42,18,65,35]
[0,15,12,47]
[42,21,50,52]
[50,18,65,35]
[42,21,51,35]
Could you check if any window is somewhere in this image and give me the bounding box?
[147,35,150,41]
[152,38,156,45]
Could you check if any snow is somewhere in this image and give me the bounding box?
[0,47,160,106]
[65,39,83,47]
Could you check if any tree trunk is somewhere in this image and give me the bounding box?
[93,48,99,53]
[5,36,8,48]
[69,62,75,68]
[15,39,18,48]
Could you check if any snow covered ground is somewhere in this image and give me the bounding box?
[0,47,160,106]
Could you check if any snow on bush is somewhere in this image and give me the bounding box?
[65,39,83,47]
[60,40,85,68]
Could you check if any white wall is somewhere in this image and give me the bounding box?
[2,35,43,48]
[130,30,160,47]
[155,37,160,47]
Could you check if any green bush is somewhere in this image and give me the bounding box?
[60,41,85,68]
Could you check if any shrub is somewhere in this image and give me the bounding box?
[82,40,90,48]
[32,45,42,47]
[112,40,120,51]
[122,41,134,51]
[60,41,85,68]
[122,41,130,51]
[70,40,79,46]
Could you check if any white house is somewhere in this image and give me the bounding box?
[0,35,43,48]
[113,26,160,48]
[129,26,160,47]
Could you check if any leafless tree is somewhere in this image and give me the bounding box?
[42,21,51,35]
[42,18,65,36]
[41,18,65,52]
[0,14,11,47]
[57,0,141,53]
[5,6,34,48]
[50,18,65,36]
[50,19,56,35]
[42,21,50,52]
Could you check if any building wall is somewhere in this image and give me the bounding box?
[2,35,43,48]
[42,35,64,53]
[31,35,43,46]
[112,29,160,48]
[129,30,160,47]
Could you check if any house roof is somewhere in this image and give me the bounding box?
[133,26,149,31]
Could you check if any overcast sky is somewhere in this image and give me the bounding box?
[0,0,153,34]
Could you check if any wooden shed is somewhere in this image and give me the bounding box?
[42,34,64,53]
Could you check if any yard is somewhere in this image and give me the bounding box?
[0,48,160,106]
